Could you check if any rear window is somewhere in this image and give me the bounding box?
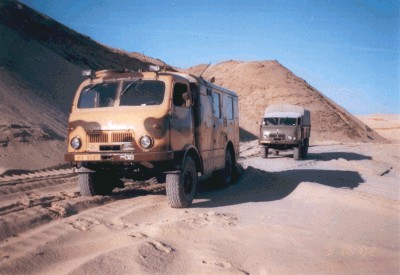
[120,80,165,106]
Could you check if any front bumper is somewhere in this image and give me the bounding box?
[259,139,298,145]
[65,151,174,163]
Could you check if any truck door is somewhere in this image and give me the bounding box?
[225,95,236,145]
[211,90,225,168]
[170,82,194,151]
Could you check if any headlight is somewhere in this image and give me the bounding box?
[140,135,152,149]
[287,136,293,140]
[70,136,81,149]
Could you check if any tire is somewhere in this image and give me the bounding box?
[260,146,269,158]
[301,138,309,159]
[219,149,234,187]
[156,173,166,184]
[166,155,197,208]
[293,147,300,160]
[78,172,117,196]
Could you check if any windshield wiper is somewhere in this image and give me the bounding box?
[82,83,99,93]
[121,79,142,96]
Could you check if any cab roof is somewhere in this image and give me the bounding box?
[83,69,237,97]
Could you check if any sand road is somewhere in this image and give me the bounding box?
[0,142,398,274]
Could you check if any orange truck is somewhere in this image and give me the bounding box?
[65,68,239,207]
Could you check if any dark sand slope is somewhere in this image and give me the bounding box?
[0,0,168,173]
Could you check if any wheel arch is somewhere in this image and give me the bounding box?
[225,141,236,163]
[178,145,203,174]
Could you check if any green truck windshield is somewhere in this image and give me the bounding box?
[264,117,298,126]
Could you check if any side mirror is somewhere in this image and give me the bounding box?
[82,69,95,79]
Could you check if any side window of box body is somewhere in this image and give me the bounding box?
[227,96,234,120]
[212,92,221,118]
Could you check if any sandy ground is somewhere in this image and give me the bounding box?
[0,141,398,274]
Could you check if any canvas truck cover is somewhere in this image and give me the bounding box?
[264,104,310,126]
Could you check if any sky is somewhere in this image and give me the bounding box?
[19,0,399,114]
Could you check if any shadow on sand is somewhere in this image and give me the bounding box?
[267,151,372,161]
[193,166,364,208]
[307,152,372,161]
[239,127,258,141]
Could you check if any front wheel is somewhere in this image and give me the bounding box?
[293,147,300,160]
[78,172,119,196]
[260,146,269,158]
[166,155,197,208]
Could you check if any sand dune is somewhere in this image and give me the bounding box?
[186,61,385,143]
[357,114,400,142]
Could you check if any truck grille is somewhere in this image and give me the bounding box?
[88,132,108,143]
[269,133,285,138]
[87,131,133,143]
[111,132,133,142]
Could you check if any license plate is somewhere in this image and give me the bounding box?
[75,154,101,161]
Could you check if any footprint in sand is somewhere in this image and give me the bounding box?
[1,255,10,263]
[138,240,175,273]
[202,260,232,268]
[106,222,129,230]
[202,260,249,274]
[184,212,238,227]
[70,217,101,231]
[128,232,148,239]
[147,240,174,254]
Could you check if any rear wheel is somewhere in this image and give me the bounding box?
[260,146,269,158]
[301,138,309,159]
[78,171,119,196]
[166,155,197,208]
[221,149,234,186]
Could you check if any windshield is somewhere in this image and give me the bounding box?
[264,117,298,126]
[78,82,118,108]
[120,80,165,106]
[77,80,165,109]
